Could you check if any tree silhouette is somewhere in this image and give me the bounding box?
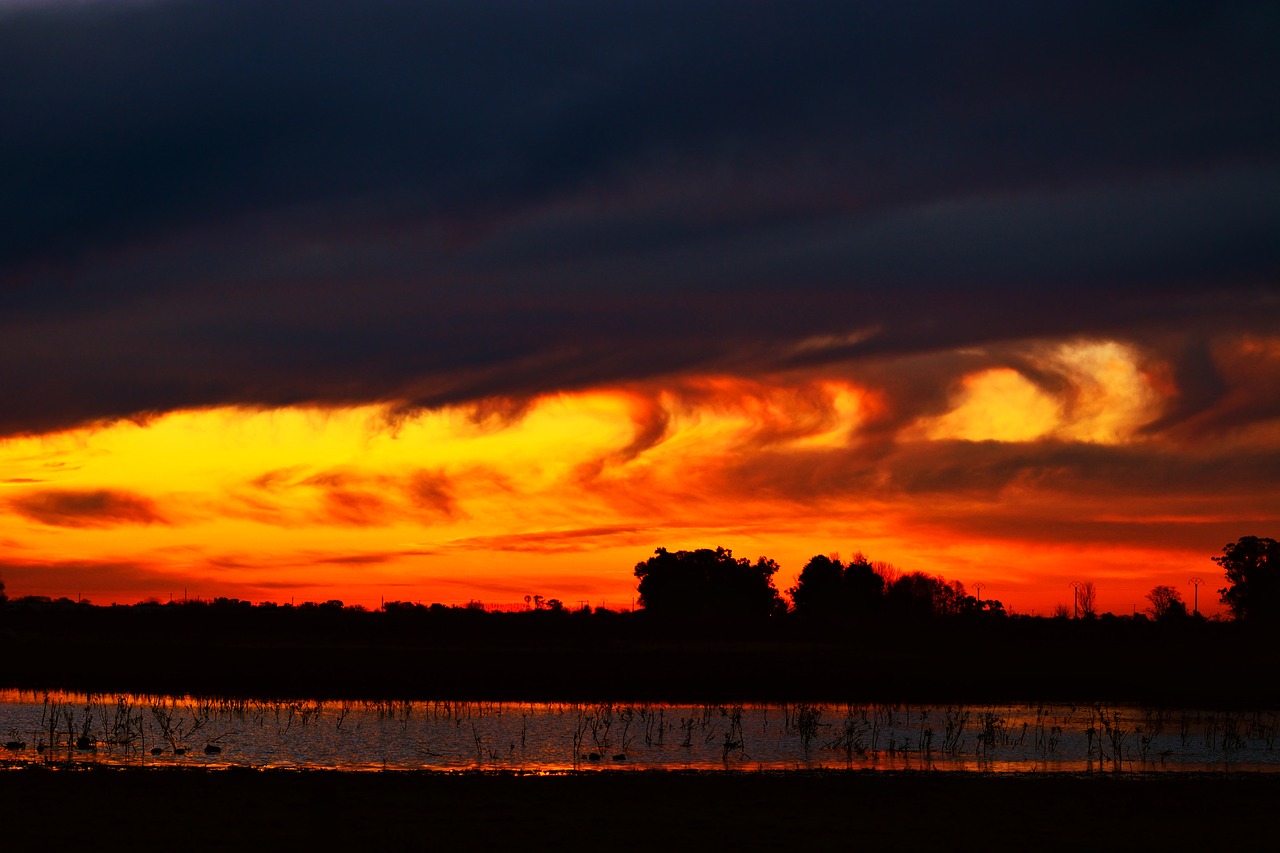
[875,571,1002,620]
[789,553,885,619]
[1216,536,1280,622]
[633,547,785,619]
[1145,585,1187,621]
[1077,581,1098,619]
[886,572,971,618]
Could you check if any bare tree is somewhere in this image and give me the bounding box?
[1078,581,1098,618]
[870,560,900,586]
[1145,585,1187,621]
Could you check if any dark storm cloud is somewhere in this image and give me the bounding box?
[8,488,168,527]
[1,0,1277,434]
[880,440,1280,500]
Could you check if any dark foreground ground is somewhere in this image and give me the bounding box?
[0,766,1274,851]
[6,606,1280,705]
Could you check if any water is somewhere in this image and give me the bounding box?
[2,689,1277,772]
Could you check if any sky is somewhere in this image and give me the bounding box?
[1,0,1277,616]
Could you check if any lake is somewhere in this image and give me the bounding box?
[2,688,1277,772]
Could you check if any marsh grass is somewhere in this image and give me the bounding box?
[828,706,868,764]
[5,692,1279,773]
[785,703,823,757]
[720,705,746,762]
[1098,708,1127,772]
[942,706,968,755]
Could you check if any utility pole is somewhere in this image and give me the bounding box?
[1070,582,1081,619]
[1189,577,1204,616]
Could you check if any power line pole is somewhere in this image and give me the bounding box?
[1070,582,1081,619]
[1189,577,1204,616]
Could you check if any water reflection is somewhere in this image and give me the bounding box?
[1,689,1277,773]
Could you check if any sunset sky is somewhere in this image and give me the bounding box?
[1,1,1277,616]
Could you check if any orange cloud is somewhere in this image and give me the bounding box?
[0,334,1274,615]
[451,525,652,554]
[405,470,463,520]
[9,489,168,528]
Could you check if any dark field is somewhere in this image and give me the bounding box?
[5,604,1278,850]
[4,603,1279,705]
[0,765,1274,851]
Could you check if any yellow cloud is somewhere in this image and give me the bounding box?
[924,368,1060,442]
[918,340,1160,444]
[1052,340,1160,443]
[0,351,1264,617]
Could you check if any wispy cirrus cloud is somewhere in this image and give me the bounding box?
[450,526,651,554]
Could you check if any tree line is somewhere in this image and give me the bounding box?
[633,546,1006,622]
[0,537,1275,705]
[634,536,1278,624]
[1,536,1274,626]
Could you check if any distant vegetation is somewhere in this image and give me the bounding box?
[2,536,1274,625]
[0,537,1275,704]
